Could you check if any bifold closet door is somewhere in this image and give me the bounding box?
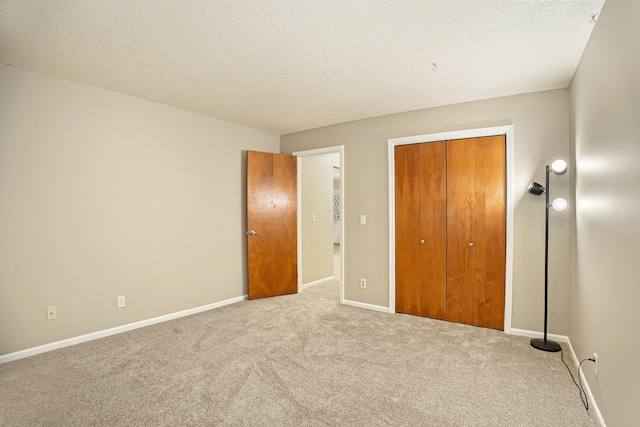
[446,136,506,330]
[395,135,505,330]
[395,142,447,319]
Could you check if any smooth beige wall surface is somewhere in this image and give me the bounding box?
[281,89,571,334]
[569,1,640,425]
[0,65,279,355]
[301,154,336,284]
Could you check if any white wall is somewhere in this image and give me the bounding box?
[0,65,279,355]
[282,89,571,333]
[569,1,640,425]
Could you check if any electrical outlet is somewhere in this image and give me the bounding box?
[47,306,57,320]
[360,278,367,289]
[593,353,598,375]
[117,295,125,308]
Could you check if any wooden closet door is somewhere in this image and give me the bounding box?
[395,142,447,319]
[474,136,506,329]
[395,145,422,315]
[418,142,447,319]
[446,139,477,326]
[446,136,505,329]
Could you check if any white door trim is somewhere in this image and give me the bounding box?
[292,146,345,304]
[387,126,514,333]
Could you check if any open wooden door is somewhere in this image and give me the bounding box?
[246,150,298,299]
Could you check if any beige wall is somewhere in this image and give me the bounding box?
[569,1,640,425]
[0,65,279,355]
[281,89,572,333]
[301,154,336,284]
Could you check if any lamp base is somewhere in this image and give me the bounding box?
[530,338,561,352]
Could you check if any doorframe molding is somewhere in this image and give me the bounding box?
[292,145,345,304]
[387,126,514,333]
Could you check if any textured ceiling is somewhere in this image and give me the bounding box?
[0,0,605,135]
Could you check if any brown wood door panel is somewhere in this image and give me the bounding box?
[446,139,477,326]
[473,136,506,329]
[395,144,423,316]
[395,143,447,319]
[418,142,447,319]
[247,151,297,300]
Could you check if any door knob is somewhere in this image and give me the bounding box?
[469,242,474,247]
[420,240,426,244]
[246,230,259,236]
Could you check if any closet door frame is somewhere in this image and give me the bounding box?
[387,125,514,333]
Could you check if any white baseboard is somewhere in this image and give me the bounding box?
[342,299,390,313]
[302,276,335,289]
[509,328,570,343]
[565,340,607,427]
[0,294,248,364]
[509,328,605,426]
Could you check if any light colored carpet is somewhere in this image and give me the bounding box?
[0,280,598,426]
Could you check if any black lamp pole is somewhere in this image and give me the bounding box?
[530,165,561,352]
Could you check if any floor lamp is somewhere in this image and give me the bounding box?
[527,159,567,352]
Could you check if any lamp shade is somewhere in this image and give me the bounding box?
[527,181,545,196]
[552,198,568,211]
[551,159,567,175]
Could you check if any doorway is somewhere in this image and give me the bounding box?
[388,126,514,332]
[332,165,342,283]
[293,146,345,304]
